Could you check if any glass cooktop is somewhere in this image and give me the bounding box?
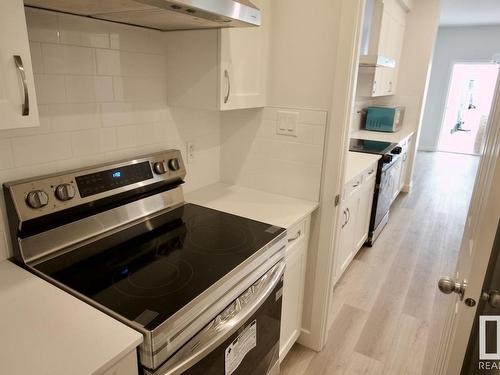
[349,138,396,155]
[35,204,285,331]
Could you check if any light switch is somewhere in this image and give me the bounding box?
[276,111,299,137]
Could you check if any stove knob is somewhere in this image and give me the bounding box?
[26,190,49,209]
[168,158,181,171]
[153,161,167,175]
[382,154,393,164]
[391,146,402,155]
[55,183,75,201]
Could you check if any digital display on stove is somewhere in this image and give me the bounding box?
[75,161,153,198]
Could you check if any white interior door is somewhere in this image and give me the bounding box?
[434,74,500,375]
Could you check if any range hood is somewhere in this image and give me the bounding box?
[24,0,261,31]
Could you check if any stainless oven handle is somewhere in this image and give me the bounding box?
[154,260,286,375]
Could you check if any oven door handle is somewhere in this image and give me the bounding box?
[152,260,286,375]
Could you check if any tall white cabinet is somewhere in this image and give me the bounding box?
[0,0,39,129]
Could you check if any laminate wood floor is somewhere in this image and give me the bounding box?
[281,151,480,375]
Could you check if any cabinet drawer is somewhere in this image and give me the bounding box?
[286,217,310,256]
[345,173,363,199]
[363,164,377,182]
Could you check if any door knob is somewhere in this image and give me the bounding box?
[482,290,500,308]
[438,277,467,300]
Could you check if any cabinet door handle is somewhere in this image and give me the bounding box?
[288,230,302,243]
[346,208,350,224]
[224,69,231,104]
[368,169,374,175]
[341,210,347,228]
[352,181,360,188]
[13,55,29,116]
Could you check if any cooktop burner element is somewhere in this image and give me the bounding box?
[112,258,195,298]
[34,204,283,330]
[349,138,397,155]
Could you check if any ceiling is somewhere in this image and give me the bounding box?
[440,0,500,26]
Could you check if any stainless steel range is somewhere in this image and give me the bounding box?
[3,150,286,375]
[349,138,402,245]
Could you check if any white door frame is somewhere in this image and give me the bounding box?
[296,0,366,350]
[435,69,500,375]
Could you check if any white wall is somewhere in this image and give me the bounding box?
[0,8,221,261]
[419,25,500,151]
[266,0,341,110]
[220,107,327,201]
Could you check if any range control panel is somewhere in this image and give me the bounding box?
[76,161,154,198]
[4,150,186,222]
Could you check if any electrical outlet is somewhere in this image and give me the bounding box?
[186,142,195,163]
[276,111,298,137]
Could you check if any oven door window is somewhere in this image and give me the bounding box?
[153,262,284,375]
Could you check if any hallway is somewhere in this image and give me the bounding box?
[281,151,480,375]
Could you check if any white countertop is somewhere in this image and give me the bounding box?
[0,260,143,375]
[351,128,415,144]
[344,152,381,183]
[186,183,319,229]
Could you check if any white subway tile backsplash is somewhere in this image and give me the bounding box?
[29,42,44,74]
[11,133,72,167]
[0,140,14,170]
[113,76,167,102]
[116,125,138,149]
[71,129,101,156]
[34,74,66,104]
[108,24,165,54]
[221,107,327,201]
[135,123,157,146]
[49,103,101,131]
[65,75,97,102]
[99,128,117,152]
[100,102,135,127]
[96,49,121,76]
[42,44,96,75]
[94,76,115,102]
[25,7,59,43]
[58,14,110,49]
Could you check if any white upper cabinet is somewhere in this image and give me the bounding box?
[0,0,40,129]
[219,0,269,110]
[165,0,269,111]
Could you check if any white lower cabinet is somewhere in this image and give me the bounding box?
[101,350,138,375]
[336,162,377,277]
[279,217,310,361]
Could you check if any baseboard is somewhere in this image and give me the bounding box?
[402,182,412,193]
[296,328,322,352]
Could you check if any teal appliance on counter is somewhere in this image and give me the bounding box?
[365,106,404,133]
